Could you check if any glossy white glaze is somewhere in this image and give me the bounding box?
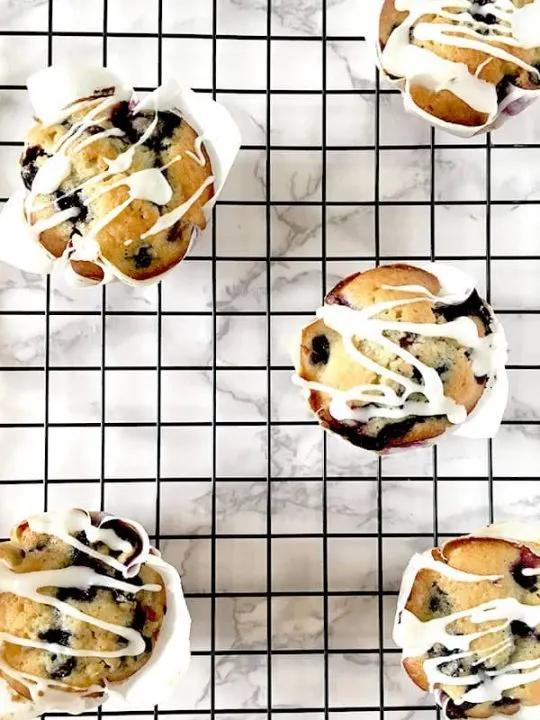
[375,0,540,134]
[293,263,508,443]
[0,64,240,288]
[0,509,191,720]
[395,525,540,717]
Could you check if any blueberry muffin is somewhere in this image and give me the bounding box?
[0,509,190,718]
[20,85,213,285]
[0,64,242,287]
[377,0,540,130]
[293,264,507,453]
[395,524,540,719]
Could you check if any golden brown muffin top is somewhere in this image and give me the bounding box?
[0,510,168,715]
[395,525,540,718]
[378,0,540,128]
[295,264,497,452]
[21,87,214,284]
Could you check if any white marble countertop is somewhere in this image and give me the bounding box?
[0,0,539,718]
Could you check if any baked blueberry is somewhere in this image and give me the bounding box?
[0,508,190,718]
[395,524,540,720]
[1,65,243,287]
[294,264,507,453]
[377,0,540,132]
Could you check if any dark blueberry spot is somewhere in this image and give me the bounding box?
[369,416,423,451]
[435,290,492,335]
[435,362,450,376]
[142,110,183,153]
[21,145,49,191]
[333,414,426,453]
[48,654,76,680]
[497,77,513,104]
[71,547,101,571]
[109,103,183,153]
[144,636,153,653]
[399,332,417,349]
[56,586,99,603]
[511,620,533,638]
[493,699,520,709]
[472,11,496,24]
[428,582,452,616]
[86,125,105,136]
[132,603,147,632]
[55,190,88,224]
[132,245,153,269]
[164,220,182,242]
[109,101,140,144]
[39,629,71,647]
[101,518,142,552]
[445,700,476,720]
[411,366,423,383]
[71,550,127,584]
[159,110,182,139]
[310,334,330,366]
[511,546,540,591]
[439,658,468,678]
[427,643,450,659]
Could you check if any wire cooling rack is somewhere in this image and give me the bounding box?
[0,0,539,718]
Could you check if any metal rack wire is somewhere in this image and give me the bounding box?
[0,0,536,718]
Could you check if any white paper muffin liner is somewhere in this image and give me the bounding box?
[293,262,509,454]
[0,510,191,720]
[370,0,540,138]
[0,64,241,287]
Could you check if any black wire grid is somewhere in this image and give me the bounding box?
[0,0,538,718]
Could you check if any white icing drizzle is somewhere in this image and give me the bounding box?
[20,71,214,284]
[0,65,241,288]
[380,0,540,125]
[0,509,161,706]
[472,521,540,546]
[185,136,208,167]
[32,207,81,233]
[141,174,214,239]
[394,528,540,717]
[294,279,498,425]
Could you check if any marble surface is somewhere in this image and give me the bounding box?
[0,0,539,718]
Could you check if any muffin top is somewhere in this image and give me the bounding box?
[294,264,506,452]
[378,0,540,128]
[21,81,214,285]
[0,509,187,720]
[395,524,540,719]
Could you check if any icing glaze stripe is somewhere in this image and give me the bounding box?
[395,529,540,717]
[380,0,540,124]
[295,282,497,425]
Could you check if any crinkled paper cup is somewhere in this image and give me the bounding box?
[0,65,241,287]
[293,263,508,455]
[370,0,540,138]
